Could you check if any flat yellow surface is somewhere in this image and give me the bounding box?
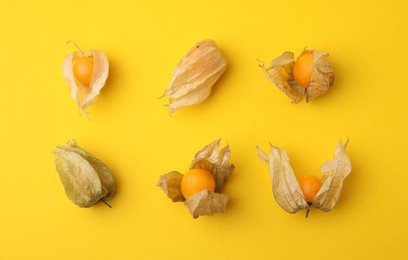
[1,0,407,259]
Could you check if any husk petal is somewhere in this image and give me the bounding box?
[257,145,309,213]
[184,189,228,218]
[259,52,304,103]
[306,50,335,101]
[157,171,185,202]
[312,139,351,211]
[190,139,234,192]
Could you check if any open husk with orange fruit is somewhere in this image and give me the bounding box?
[259,49,335,102]
[157,139,234,218]
[62,41,109,116]
[257,139,351,217]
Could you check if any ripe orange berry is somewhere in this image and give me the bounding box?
[181,169,215,199]
[293,52,314,88]
[297,175,322,203]
[73,56,94,86]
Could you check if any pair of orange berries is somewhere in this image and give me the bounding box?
[182,169,321,202]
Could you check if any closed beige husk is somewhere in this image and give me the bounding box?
[162,40,227,114]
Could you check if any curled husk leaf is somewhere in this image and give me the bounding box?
[257,139,351,214]
[162,40,227,114]
[53,140,115,207]
[312,140,352,211]
[306,50,335,101]
[257,144,309,213]
[157,171,185,202]
[62,49,109,114]
[259,49,334,103]
[185,189,228,219]
[259,52,303,103]
[157,139,234,218]
[190,139,234,192]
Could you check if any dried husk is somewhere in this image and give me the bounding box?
[62,49,109,114]
[163,40,227,114]
[312,139,351,211]
[259,49,334,102]
[157,139,234,218]
[259,52,304,103]
[185,189,229,219]
[53,140,115,207]
[157,171,185,202]
[257,139,351,215]
[306,50,335,101]
[257,145,309,213]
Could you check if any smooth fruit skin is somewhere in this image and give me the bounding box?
[297,175,322,203]
[181,169,215,198]
[73,56,94,86]
[293,52,314,88]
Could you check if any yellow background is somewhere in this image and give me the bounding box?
[1,0,407,259]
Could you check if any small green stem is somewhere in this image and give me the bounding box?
[305,208,310,218]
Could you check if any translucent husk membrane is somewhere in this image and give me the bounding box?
[162,40,227,114]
